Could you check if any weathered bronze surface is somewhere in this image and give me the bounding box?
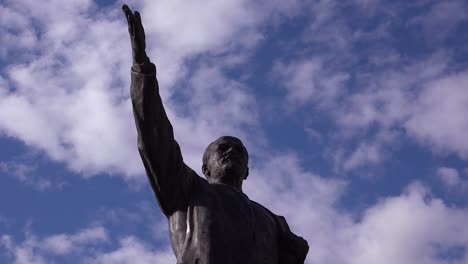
[123,4,309,263]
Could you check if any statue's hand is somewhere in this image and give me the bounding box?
[122,4,147,64]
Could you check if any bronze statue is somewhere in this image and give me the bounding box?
[123,4,309,263]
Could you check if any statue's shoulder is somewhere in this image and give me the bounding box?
[250,200,309,264]
[249,200,275,218]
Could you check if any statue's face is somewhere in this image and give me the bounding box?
[203,136,249,186]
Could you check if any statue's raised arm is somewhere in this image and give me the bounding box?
[123,5,196,216]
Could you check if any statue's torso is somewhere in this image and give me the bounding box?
[168,180,279,264]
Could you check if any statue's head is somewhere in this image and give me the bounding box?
[202,136,249,190]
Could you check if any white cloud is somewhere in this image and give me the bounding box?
[246,156,468,264]
[405,71,468,158]
[1,235,47,264]
[0,224,177,264]
[411,0,468,40]
[0,0,286,180]
[245,153,351,264]
[336,54,449,130]
[2,155,468,264]
[1,226,108,264]
[140,0,260,54]
[94,201,170,243]
[437,167,468,193]
[342,141,382,172]
[437,167,460,187]
[168,63,261,172]
[334,129,399,173]
[348,183,468,264]
[273,58,349,108]
[91,237,175,264]
[0,0,141,178]
[0,5,37,58]
[306,53,468,169]
[347,57,463,148]
[138,0,304,91]
[0,160,53,190]
[270,0,468,168]
[42,227,108,255]
[0,0,315,182]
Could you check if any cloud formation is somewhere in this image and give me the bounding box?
[0,0,274,179]
[248,159,468,263]
[3,162,468,264]
[1,226,108,264]
[1,1,468,264]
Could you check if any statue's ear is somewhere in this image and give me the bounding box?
[244,167,249,180]
[202,164,210,177]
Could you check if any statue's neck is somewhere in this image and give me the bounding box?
[208,178,243,192]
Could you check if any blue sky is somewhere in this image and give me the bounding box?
[1,0,468,263]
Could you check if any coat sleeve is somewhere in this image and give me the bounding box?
[130,61,196,216]
[276,215,309,264]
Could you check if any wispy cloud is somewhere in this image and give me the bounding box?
[410,0,468,40]
[0,0,308,180]
[1,225,176,264]
[90,237,175,264]
[437,166,468,193]
[1,226,108,264]
[0,160,53,190]
[2,155,467,263]
[248,158,468,263]
[273,57,349,108]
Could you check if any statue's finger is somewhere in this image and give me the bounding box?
[123,5,141,37]
[122,4,133,17]
[134,11,145,39]
[134,11,142,27]
[122,4,134,27]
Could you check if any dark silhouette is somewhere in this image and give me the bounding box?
[123,4,309,263]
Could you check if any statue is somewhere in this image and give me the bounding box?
[123,5,309,264]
